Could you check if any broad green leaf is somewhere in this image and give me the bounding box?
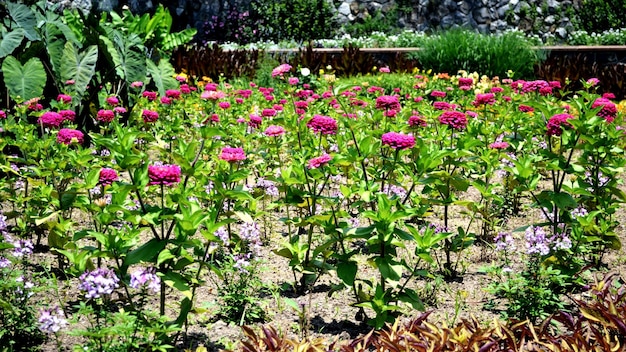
[7,2,40,41]
[336,261,357,286]
[60,43,98,99]
[0,28,25,58]
[146,58,178,96]
[162,272,192,299]
[2,56,46,101]
[125,238,166,265]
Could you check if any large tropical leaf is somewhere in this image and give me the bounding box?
[0,28,25,58]
[162,28,197,51]
[146,58,178,96]
[7,2,40,41]
[100,30,146,84]
[1,55,46,101]
[60,43,98,99]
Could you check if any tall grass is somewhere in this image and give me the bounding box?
[410,29,544,79]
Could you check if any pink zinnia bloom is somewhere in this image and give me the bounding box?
[106,96,119,106]
[307,154,332,169]
[519,105,534,112]
[219,101,231,109]
[546,113,574,136]
[97,109,115,123]
[438,111,468,130]
[99,168,119,186]
[180,84,191,94]
[271,64,292,78]
[201,90,225,100]
[160,96,172,105]
[408,113,427,128]
[490,87,504,94]
[65,80,75,85]
[379,66,390,73]
[539,86,553,96]
[586,78,600,86]
[489,141,509,149]
[114,106,127,114]
[381,132,415,150]
[165,89,181,99]
[375,95,401,111]
[264,125,285,137]
[248,114,262,128]
[57,128,84,145]
[472,93,496,106]
[307,115,338,135]
[38,111,65,128]
[458,77,473,88]
[148,164,181,186]
[57,94,72,104]
[220,147,246,163]
[602,92,616,99]
[466,111,478,118]
[0,110,6,119]
[433,101,453,110]
[591,98,617,122]
[142,91,158,101]
[288,77,299,85]
[142,110,159,123]
[130,81,144,88]
[431,90,447,98]
[262,108,277,117]
[59,110,76,122]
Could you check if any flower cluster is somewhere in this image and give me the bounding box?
[220,147,246,162]
[264,125,285,137]
[148,164,181,186]
[375,95,401,111]
[79,268,120,299]
[99,168,119,186]
[494,232,516,252]
[307,115,338,135]
[129,267,160,293]
[546,113,574,136]
[142,109,159,123]
[525,226,571,256]
[96,109,115,123]
[472,93,496,106]
[408,113,427,128]
[38,307,67,334]
[256,178,279,197]
[57,128,84,145]
[438,111,468,130]
[38,112,65,128]
[591,97,617,122]
[382,184,407,199]
[381,131,415,150]
[307,153,332,169]
[271,63,292,78]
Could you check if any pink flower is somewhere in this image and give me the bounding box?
[379,66,390,73]
[57,94,72,104]
[114,106,127,114]
[271,64,292,78]
[99,168,119,186]
[130,81,144,88]
[431,90,447,98]
[38,111,65,128]
[519,105,534,112]
[307,154,331,169]
[264,125,285,137]
[248,114,262,128]
[57,128,84,145]
[489,141,509,149]
[180,84,191,94]
[59,110,76,122]
[219,101,231,109]
[142,91,158,101]
[65,80,75,85]
[438,111,468,130]
[165,89,181,99]
[307,115,338,135]
[97,109,115,123]
[472,93,496,106]
[490,87,504,93]
[381,132,415,150]
[408,113,427,128]
[262,108,277,117]
[220,147,246,163]
[0,110,6,119]
[200,90,225,100]
[160,96,172,105]
[148,164,181,186]
[458,77,473,88]
[591,98,617,122]
[433,101,453,110]
[142,110,159,123]
[586,78,600,86]
[288,77,299,85]
[375,95,401,111]
[546,113,574,136]
[602,92,616,99]
[106,96,119,106]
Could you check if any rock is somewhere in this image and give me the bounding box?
[458,1,471,14]
[472,6,490,23]
[555,26,567,38]
[440,14,455,28]
[338,2,351,16]
[350,1,360,15]
[544,15,555,25]
[497,4,509,18]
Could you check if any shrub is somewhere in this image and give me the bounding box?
[342,8,400,38]
[575,0,626,33]
[410,28,542,79]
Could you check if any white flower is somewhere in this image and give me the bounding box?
[301,67,311,77]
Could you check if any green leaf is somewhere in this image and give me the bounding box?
[61,43,98,99]
[7,2,40,41]
[162,272,192,299]
[157,249,175,265]
[125,238,166,265]
[336,261,357,286]
[0,28,25,58]
[146,58,178,96]
[2,56,46,101]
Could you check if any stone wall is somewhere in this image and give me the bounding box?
[68,0,580,42]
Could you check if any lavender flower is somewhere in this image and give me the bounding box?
[494,232,515,252]
[12,238,34,257]
[0,213,8,235]
[571,206,588,219]
[215,226,229,246]
[79,268,119,299]
[233,253,252,273]
[256,178,279,197]
[129,267,160,293]
[38,307,67,334]
[525,226,550,256]
[0,257,10,268]
[382,184,407,199]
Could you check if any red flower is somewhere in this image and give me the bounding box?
[99,168,119,186]
[220,147,246,163]
[546,113,574,136]
[438,111,468,130]
[148,164,181,186]
[57,128,84,145]
[381,132,415,150]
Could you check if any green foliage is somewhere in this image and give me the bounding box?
[250,0,337,42]
[575,0,626,33]
[410,28,542,79]
[1,56,46,102]
[342,9,400,38]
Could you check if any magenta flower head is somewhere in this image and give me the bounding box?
[288,77,299,85]
[381,132,415,150]
[307,114,338,135]
[142,91,158,101]
[308,153,332,169]
[546,113,574,136]
[97,109,115,123]
[519,105,534,113]
[142,109,159,123]
[106,96,119,106]
[408,113,427,128]
[272,63,292,78]
[431,90,447,98]
[458,77,473,88]
[591,98,617,122]
[79,268,119,299]
[438,111,468,130]
[148,164,181,186]
[262,108,277,117]
[264,125,286,137]
[165,89,181,99]
[57,94,72,104]
[0,110,6,119]
[57,128,84,145]
[586,78,600,86]
[375,95,401,111]
[99,168,119,186]
[472,93,496,106]
[489,141,510,149]
[248,114,262,128]
[220,147,246,163]
[130,81,144,88]
[59,110,76,122]
[38,111,65,128]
